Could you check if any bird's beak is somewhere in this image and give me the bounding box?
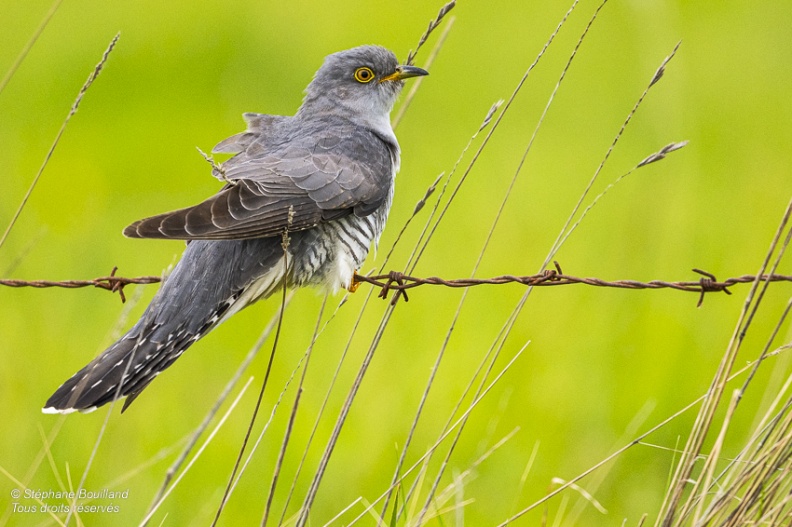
[379,65,429,83]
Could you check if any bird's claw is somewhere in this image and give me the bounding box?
[348,271,361,293]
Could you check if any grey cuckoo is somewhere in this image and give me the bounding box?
[43,45,427,414]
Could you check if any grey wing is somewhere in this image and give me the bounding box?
[124,123,396,241]
[212,113,287,155]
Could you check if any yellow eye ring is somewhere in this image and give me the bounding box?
[354,67,375,83]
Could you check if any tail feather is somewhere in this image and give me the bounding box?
[43,236,293,414]
[43,337,140,413]
[43,330,192,413]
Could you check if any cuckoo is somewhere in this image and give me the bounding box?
[44,45,427,414]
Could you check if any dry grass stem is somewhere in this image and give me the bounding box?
[0,0,65,96]
[402,0,583,283]
[496,339,792,525]
[211,252,291,526]
[550,478,607,514]
[344,342,529,525]
[490,0,614,278]
[196,147,231,184]
[689,389,741,524]
[145,294,294,522]
[378,101,504,518]
[400,100,503,280]
[405,1,456,66]
[429,427,521,517]
[657,197,792,526]
[262,386,302,526]
[392,16,454,130]
[0,33,120,252]
[737,265,792,399]
[545,40,681,269]
[262,297,326,526]
[555,140,688,252]
[0,465,66,526]
[227,307,319,500]
[696,381,792,524]
[141,377,255,525]
[296,302,398,526]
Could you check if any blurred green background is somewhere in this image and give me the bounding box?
[2,0,792,525]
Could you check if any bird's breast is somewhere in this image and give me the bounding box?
[292,186,394,293]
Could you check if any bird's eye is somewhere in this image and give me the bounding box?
[354,67,375,83]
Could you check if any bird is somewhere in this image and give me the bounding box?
[43,45,428,414]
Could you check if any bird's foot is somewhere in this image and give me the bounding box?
[348,271,362,293]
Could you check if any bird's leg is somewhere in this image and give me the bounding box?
[348,270,362,293]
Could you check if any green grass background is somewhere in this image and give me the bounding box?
[1,0,792,525]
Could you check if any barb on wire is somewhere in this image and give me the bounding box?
[0,267,160,303]
[352,265,791,307]
[5,265,788,308]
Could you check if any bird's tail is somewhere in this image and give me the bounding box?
[43,237,291,414]
[43,319,206,414]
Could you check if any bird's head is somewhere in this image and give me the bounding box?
[299,45,428,122]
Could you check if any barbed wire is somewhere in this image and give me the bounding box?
[354,266,759,307]
[0,267,160,303]
[2,264,791,307]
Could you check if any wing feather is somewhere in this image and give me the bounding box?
[125,117,396,241]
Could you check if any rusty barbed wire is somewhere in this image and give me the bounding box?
[3,265,791,307]
[353,266,792,307]
[0,266,160,303]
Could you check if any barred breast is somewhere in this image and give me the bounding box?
[292,185,394,292]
